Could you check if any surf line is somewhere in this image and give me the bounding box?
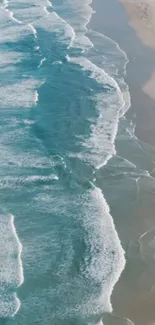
[10,214,24,287]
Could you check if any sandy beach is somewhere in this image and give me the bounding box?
[119,0,155,102]
[89,1,155,325]
[90,0,155,146]
[119,0,155,50]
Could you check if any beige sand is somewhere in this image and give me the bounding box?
[143,71,155,100]
[119,0,155,100]
[119,0,155,48]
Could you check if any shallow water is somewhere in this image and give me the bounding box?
[0,0,154,324]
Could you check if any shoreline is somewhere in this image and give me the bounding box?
[119,0,155,103]
[89,0,155,324]
[119,0,155,51]
[89,0,155,148]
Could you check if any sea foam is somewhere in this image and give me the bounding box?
[52,0,94,51]
[0,0,129,322]
[0,214,23,317]
[0,79,41,109]
[19,185,125,322]
[1,0,52,23]
[80,186,125,311]
[67,56,125,168]
[33,11,75,49]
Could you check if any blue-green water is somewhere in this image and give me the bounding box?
[1,0,155,324]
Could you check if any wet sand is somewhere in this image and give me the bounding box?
[90,0,155,147]
[119,0,155,50]
[119,0,155,102]
[89,0,155,325]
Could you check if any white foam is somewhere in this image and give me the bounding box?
[73,34,94,51]
[6,0,52,9]
[0,9,37,43]
[46,0,52,8]
[34,90,39,105]
[53,0,94,51]
[52,0,131,173]
[52,60,62,65]
[0,175,58,188]
[138,229,155,266]
[2,0,53,23]
[26,185,125,318]
[87,30,128,76]
[16,0,51,4]
[9,6,49,23]
[10,215,24,286]
[86,30,131,113]
[1,0,8,8]
[0,139,57,168]
[80,187,125,305]
[34,45,40,51]
[0,51,24,67]
[5,8,22,24]
[1,0,93,52]
[0,0,128,321]
[28,23,37,38]
[0,214,23,317]
[33,11,75,48]
[0,79,41,109]
[27,175,59,181]
[1,0,74,50]
[38,57,46,68]
[23,119,35,125]
[68,56,125,168]
[43,5,49,16]
[114,155,136,169]
[0,292,20,318]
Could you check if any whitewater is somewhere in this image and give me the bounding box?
[0,0,133,323]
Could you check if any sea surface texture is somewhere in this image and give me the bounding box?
[0,0,132,324]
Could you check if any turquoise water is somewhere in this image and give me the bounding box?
[0,0,155,324]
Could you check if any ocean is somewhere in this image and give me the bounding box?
[1,0,155,324]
